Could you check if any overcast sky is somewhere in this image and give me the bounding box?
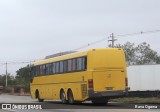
[0,0,160,75]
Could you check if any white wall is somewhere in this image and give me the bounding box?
[127,65,160,91]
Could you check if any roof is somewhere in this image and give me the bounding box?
[33,48,121,66]
[33,50,88,66]
[45,51,77,59]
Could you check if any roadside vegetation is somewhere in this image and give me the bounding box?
[112,42,160,65]
[0,65,30,93]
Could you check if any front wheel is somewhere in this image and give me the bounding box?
[37,92,44,102]
[68,90,74,104]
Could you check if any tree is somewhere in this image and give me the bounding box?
[0,75,6,86]
[15,65,30,86]
[135,42,160,64]
[0,74,16,86]
[0,65,31,92]
[113,42,160,65]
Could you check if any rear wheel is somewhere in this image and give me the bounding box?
[68,90,74,104]
[60,90,67,104]
[91,97,108,105]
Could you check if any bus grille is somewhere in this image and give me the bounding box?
[81,84,87,98]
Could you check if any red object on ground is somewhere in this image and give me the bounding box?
[19,88,25,96]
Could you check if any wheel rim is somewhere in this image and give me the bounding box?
[61,91,66,103]
[69,91,74,104]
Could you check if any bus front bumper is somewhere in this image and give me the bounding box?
[88,89,127,98]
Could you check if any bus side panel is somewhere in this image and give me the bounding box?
[30,71,89,101]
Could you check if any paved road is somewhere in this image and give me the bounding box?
[0,94,37,103]
[0,94,160,112]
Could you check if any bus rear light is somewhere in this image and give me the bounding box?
[125,78,128,87]
[88,79,93,88]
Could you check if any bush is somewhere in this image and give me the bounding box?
[3,85,30,93]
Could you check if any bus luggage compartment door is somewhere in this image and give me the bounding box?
[93,71,125,92]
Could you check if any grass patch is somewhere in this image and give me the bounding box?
[111,97,160,104]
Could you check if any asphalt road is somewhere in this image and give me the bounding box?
[0,94,160,112]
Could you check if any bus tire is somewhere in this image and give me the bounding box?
[60,90,67,104]
[35,90,44,102]
[91,97,108,105]
[68,89,74,104]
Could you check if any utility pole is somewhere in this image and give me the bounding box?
[108,33,117,47]
[6,62,8,87]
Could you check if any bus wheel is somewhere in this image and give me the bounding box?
[60,90,67,104]
[36,91,44,102]
[91,98,108,105]
[68,90,74,104]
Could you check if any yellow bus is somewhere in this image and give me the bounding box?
[30,48,128,104]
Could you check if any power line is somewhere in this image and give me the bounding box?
[115,29,160,38]
[70,29,160,50]
[0,60,37,65]
[71,36,109,51]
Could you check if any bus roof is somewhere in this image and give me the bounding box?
[33,50,88,66]
[33,48,121,66]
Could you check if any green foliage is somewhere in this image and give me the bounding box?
[0,74,16,86]
[0,65,31,92]
[113,42,160,65]
[15,65,30,87]
[0,75,6,86]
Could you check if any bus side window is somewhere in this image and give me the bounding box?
[40,65,43,75]
[43,65,46,75]
[82,57,87,70]
[35,66,38,76]
[36,66,40,76]
[77,58,82,71]
[40,65,46,75]
[46,64,49,75]
[68,59,72,72]
[60,61,64,73]
[49,63,53,75]
[63,60,68,73]
[56,62,60,73]
[52,63,56,74]
[72,58,76,71]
